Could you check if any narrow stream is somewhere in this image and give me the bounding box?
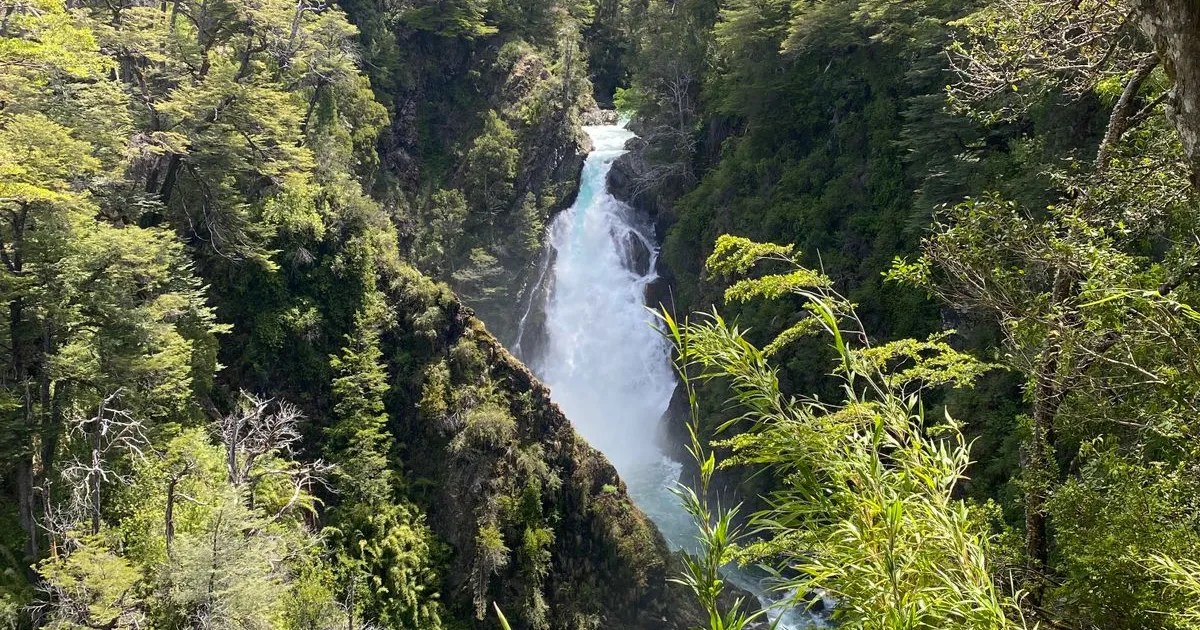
[513,124,824,628]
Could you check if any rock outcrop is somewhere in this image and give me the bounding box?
[380,268,704,629]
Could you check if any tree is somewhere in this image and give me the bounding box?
[899,0,1200,608]
[36,533,146,629]
[325,504,447,630]
[323,310,447,629]
[620,0,717,197]
[462,111,520,215]
[167,492,288,629]
[218,392,330,520]
[58,393,148,537]
[945,0,1200,184]
[110,426,349,630]
[414,189,469,274]
[77,0,381,268]
[398,0,498,39]
[0,1,223,565]
[326,316,393,507]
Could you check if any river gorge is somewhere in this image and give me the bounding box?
[512,123,825,629]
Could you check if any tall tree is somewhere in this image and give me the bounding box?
[901,0,1200,613]
[0,0,222,567]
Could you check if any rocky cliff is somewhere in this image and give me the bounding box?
[338,0,601,344]
[379,267,703,629]
[329,6,711,625]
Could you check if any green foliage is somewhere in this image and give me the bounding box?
[624,2,977,525]
[1153,554,1200,629]
[854,334,996,391]
[897,35,1199,609]
[665,236,1023,629]
[463,111,521,213]
[612,86,643,116]
[0,4,228,596]
[327,316,394,506]
[324,306,448,629]
[472,523,512,619]
[495,602,514,630]
[32,422,351,630]
[399,0,498,39]
[326,503,447,629]
[1048,446,1200,628]
[452,248,506,301]
[166,494,289,629]
[283,559,347,630]
[340,0,596,339]
[15,0,1200,625]
[415,189,470,273]
[514,193,546,261]
[0,1,462,627]
[116,429,226,565]
[626,0,1200,626]
[38,534,144,629]
[419,359,454,420]
[0,0,692,626]
[657,311,762,630]
[451,402,518,453]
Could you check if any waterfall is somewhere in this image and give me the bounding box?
[529,125,674,473]
[517,123,825,629]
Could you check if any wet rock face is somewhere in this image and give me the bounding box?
[615,224,654,278]
[606,140,680,318]
[605,137,675,248]
[581,108,620,125]
[507,247,556,367]
[605,138,652,214]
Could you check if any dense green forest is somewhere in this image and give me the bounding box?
[5,0,1200,628]
[0,1,694,628]
[615,0,1200,628]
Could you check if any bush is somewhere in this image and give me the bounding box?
[451,402,517,453]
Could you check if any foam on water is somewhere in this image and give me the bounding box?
[520,123,824,629]
[531,124,675,473]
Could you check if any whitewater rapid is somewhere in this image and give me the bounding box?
[515,124,822,629]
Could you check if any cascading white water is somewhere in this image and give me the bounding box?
[519,124,823,629]
[532,125,674,473]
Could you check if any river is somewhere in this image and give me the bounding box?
[512,124,825,629]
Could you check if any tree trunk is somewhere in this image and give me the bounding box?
[158,153,182,206]
[1022,269,1074,606]
[165,476,178,554]
[39,321,60,537]
[90,425,102,535]
[1133,0,1200,188]
[1096,55,1160,170]
[1024,359,1062,605]
[16,456,37,567]
[8,227,39,565]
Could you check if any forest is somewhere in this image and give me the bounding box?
[1,0,1200,628]
[619,0,1200,628]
